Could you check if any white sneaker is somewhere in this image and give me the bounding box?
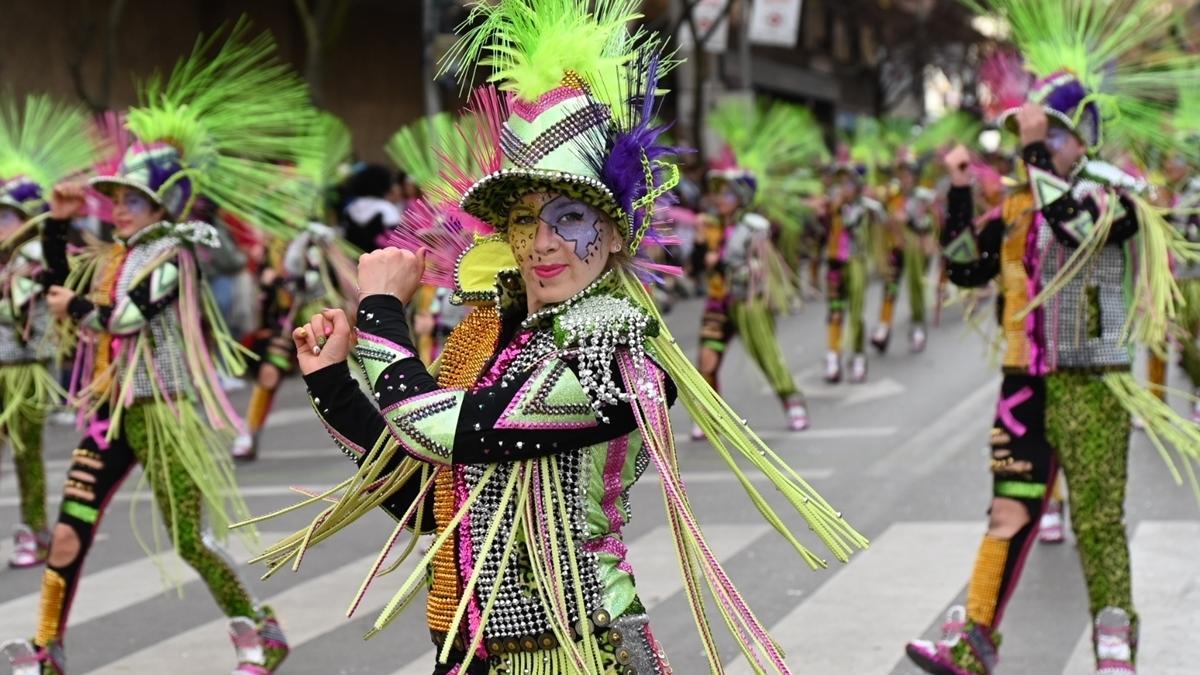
[1039,501,1065,543]
[849,353,868,383]
[910,325,927,353]
[785,395,810,431]
[1094,607,1135,674]
[823,352,841,383]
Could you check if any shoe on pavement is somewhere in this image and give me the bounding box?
[230,606,289,674]
[8,525,49,569]
[785,394,810,431]
[849,353,868,383]
[905,605,999,675]
[824,352,842,384]
[910,325,928,353]
[1038,501,1065,544]
[1192,398,1200,424]
[1094,607,1136,675]
[690,424,706,441]
[2,639,63,675]
[871,324,891,354]
[231,433,258,463]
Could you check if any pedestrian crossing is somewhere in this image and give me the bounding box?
[0,515,1189,673]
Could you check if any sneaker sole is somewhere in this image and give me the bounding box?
[905,645,969,675]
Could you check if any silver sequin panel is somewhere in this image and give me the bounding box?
[1036,225,1132,369]
[463,442,604,641]
[114,234,195,400]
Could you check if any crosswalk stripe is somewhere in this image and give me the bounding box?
[388,523,771,675]
[0,532,285,643]
[1061,520,1200,675]
[724,521,982,674]
[93,552,402,674]
[867,379,995,478]
[0,469,835,510]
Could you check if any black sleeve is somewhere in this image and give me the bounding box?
[1023,142,1139,247]
[303,361,435,530]
[448,358,678,465]
[940,186,1001,288]
[38,218,71,287]
[356,295,679,465]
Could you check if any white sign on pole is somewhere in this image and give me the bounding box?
[748,0,804,48]
[687,0,730,53]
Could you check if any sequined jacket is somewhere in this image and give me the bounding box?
[44,219,193,400]
[305,277,678,656]
[0,239,54,364]
[942,143,1139,374]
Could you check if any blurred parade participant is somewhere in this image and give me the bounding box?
[233,113,359,462]
[0,23,324,675]
[822,148,883,383]
[907,2,1200,673]
[873,150,936,354]
[340,164,402,252]
[0,97,96,569]
[248,2,865,673]
[693,98,816,434]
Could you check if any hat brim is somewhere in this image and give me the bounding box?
[460,169,628,238]
[88,176,166,210]
[996,105,1098,148]
[0,197,33,221]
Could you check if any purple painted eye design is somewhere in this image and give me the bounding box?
[117,191,152,214]
[539,196,602,261]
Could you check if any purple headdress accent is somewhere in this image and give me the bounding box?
[601,52,681,239]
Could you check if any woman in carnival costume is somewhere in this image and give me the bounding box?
[821,138,885,384]
[246,2,866,673]
[906,2,1200,674]
[232,113,359,462]
[694,98,816,435]
[1,23,322,675]
[0,97,96,569]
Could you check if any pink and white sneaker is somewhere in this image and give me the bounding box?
[9,525,49,569]
[690,424,706,441]
[1039,501,1065,544]
[1192,398,1200,425]
[1094,607,1136,674]
[849,353,868,383]
[905,605,999,675]
[2,639,63,675]
[785,395,810,431]
[910,325,928,353]
[823,352,842,383]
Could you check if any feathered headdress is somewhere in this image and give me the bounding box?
[90,19,320,237]
[296,111,352,221]
[707,96,827,226]
[965,0,1200,154]
[442,0,680,256]
[0,94,101,219]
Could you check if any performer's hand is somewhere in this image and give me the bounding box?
[1016,102,1049,147]
[357,247,425,305]
[294,308,354,375]
[45,285,75,319]
[49,182,87,220]
[943,144,972,186]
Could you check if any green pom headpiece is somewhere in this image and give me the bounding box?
[0,94,100,219]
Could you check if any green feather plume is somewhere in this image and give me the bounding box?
[296,111,352,220]
[960,0,1200,157]
[441,0,665,113]
[123,18,320,235]
[0,94,101,187]
[709,97,827,227]
[911,111,984,157]
[385,112,471,199]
